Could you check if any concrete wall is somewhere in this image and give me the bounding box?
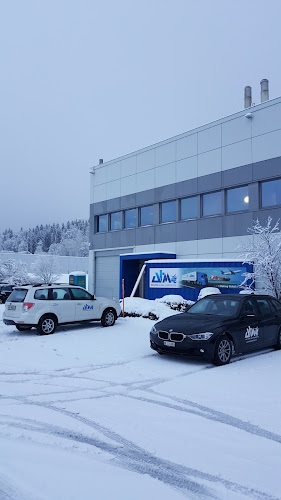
[0,253,88,274]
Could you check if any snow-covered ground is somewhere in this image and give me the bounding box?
[0,303,281,500]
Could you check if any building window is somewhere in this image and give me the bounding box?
[140,205,153,226]
[202,191,222,216]
[261,178,281,207]
[227,186,249,213]
[125,208,137,228]
[180,196,197,220]
[111,211,122,230]
[97,214,107,232]
[161,200,177,223]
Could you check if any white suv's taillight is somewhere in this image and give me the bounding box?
[23,303,35,312]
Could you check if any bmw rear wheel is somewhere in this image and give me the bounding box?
[37,315,57,335]
[101,309,116,327]
[213,335,232,366]
[274,328,281,350]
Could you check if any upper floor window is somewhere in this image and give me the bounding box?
[125,208,137,229]
[202,191,222,216]
[261,178,281,207]
[111,211,122,231]
[161,200,177,223]
[97,214,107,232]
[140,205,153,226]
[227,186,249,213]
[180,196,197,220]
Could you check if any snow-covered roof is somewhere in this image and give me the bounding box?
[146,258,243,264]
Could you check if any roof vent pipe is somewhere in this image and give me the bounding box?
[244,86,252,108]
[260,79,269,102]
[99,159,104,164]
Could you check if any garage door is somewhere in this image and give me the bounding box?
[95,249,135,300]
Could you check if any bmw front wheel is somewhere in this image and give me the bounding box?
[213,335,232,366]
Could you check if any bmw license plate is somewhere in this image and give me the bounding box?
[8,304,16,311]
[164,341,175,347]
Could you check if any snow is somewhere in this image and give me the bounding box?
[197,287,221,300]
[0,303,281,499]
[122,296,178,320]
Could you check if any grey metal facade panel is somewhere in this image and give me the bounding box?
[222,212,254,237]
[135,226,155,246]
[198,171,222,193]
[222,163,253,187]
[253,156,281,181]
[107,197,121,212]
[175,178,198,198]
[155,223,177,243]
[154,183,177,202]
[120,193,136,210]
[197,217,223,239]
[120,229,136,247]
[105,231,122,248]
[136,188,155,206]
[92,200,107,215]
[176,220,198,242]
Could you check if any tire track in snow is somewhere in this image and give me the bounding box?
[0,407,277,500]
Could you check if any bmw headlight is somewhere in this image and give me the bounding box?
[187,332,214,341]
[150,325,157,335]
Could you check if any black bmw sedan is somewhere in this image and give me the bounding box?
[150,294,281,366]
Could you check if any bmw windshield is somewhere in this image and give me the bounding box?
[188,297,240,317]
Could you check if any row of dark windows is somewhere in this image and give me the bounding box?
[96,178,281,232]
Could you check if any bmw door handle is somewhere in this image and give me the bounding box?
[77,303,82,305]
[51,303,58,306]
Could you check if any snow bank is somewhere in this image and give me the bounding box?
[121,297,179,321]
[155,294,194,312]
[197,287,221,300]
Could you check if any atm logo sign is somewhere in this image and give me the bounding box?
[150,268,179,288]
[83,304,94,310]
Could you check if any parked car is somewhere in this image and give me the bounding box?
[150,294,281,366]
[0,284,15,304]
[3,284,121,334]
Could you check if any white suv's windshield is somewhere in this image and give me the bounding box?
[188,297,240,317]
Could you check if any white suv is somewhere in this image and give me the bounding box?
[3,284,121,335]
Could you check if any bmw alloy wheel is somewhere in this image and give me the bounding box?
[218,339,231,363]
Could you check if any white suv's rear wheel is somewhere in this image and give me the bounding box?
[101,309,116,327]
[37,315,57,335]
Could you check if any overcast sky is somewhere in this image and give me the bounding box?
[1,0,281,232]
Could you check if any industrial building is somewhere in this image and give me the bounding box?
[89,80,281,300]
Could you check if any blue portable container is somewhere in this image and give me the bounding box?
[69,272,87,289]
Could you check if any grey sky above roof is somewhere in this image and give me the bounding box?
[1,0,281,231]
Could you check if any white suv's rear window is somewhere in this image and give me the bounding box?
[8,289,28,302]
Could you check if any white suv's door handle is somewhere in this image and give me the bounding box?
[51,303,58,306]
[77,302,82,305]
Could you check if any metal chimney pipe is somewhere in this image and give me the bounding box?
[244,86,252,108]
[99,159,104,164]
[260,79,269,102]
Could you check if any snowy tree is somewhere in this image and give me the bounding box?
[31,255,60,283]
[0,259,29,284]
[239,217,281,299]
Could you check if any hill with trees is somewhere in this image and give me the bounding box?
[0,220,89,257]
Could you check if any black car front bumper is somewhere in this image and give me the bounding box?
[150,337,215,360]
